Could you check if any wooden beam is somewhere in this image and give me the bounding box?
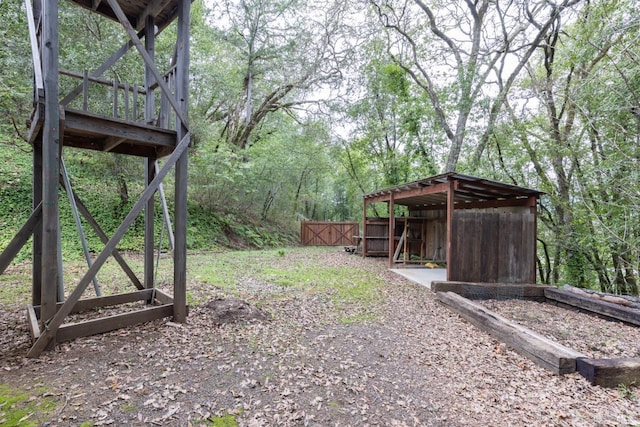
[153,289,174,305]
[63,109,176,148]
[32,138,43,306]
[144,158,155,290]
[33,290,156,316]
[136,0,173,30]
[143,15,156,293]
[388,194,395,267]
[62,178,143,290]
[431,281,549,301]
[0,202,42,275]
[436,291,587,374]
[56,304,173,342]
[545,288,640,327]
[392,227,406,263]
[576,358,640,388]
[446,179,454,281]
[106,0,189,129]
[172,0,190,323]
[28,98,45,144]
[104,136,126,152]
[364,182,450,205]
[61,31,142,107]
[26,305,41,341]
[40,0,61,346]
[452,197,536,210]
[25,0,43,90]
[28,132,190,357]
[362,198,368,257]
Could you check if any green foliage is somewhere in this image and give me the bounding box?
[618,383,636,400]
[0,384,58,426]
[190,247,383,317]
[205,413,239,427]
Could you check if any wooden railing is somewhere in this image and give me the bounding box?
[59,66,177,130]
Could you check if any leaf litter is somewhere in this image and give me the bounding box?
[0,247,639,426]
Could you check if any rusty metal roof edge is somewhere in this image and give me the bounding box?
[362,172,545,200]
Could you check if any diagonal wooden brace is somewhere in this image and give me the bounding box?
[106,0,189,129]
[0,202,43,275]
[27,132,190,357]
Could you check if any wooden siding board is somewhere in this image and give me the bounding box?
[450,211,535,284]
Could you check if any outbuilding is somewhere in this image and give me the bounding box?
[362,173,543,284]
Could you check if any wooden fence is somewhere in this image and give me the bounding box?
[300,221,359,246]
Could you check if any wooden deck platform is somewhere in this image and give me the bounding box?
[29,105,177,158]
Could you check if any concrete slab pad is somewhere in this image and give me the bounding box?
[390,268,446,290]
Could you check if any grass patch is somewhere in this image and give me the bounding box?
[0,384,58,426]
[0,246,384,323]
[205,413,239,427]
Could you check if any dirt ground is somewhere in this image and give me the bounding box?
[1,248,640,426]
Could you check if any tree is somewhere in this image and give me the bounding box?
[0,0,33,146]
[483,0,640,293]
[368,0,583,172]
[195,0,350,151]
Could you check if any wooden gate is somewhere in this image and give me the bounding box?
[301,221,359,246]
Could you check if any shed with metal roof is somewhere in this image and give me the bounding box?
[362,173,543,284]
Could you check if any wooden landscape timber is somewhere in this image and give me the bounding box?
[432,282,640,387]
[431,281,548,300]
[576,358,640,388]
[436,291,587,375]
[545,288,640,327]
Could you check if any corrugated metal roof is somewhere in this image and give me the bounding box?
[363,173,543,208]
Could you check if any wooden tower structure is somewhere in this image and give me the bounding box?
[0,0,191,356]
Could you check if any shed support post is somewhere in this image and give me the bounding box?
[362,199,367,258]
[529,195,538,283]
[388,193,395,268]
[446,179,455,281]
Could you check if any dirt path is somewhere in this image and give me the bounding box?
[1,248,639,426]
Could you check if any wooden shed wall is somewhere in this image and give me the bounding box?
[449,211,536,284]
[301,221,359,246]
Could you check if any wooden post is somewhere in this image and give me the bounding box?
[112,78,118,118]
[446,179,455,281]
[173,0,190,323]
[82,69,88,111]
[529,195,537,283]
[32,138,43,306]
[40,0,60,346]
[388,194,395,268]
[362,198,367,257]
[144,15,155,292]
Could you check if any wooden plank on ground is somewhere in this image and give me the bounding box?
[545,288,640,327]
[577,358,640,388]
[56,304,174,342]
[436,291,586,374]
[432,281,548,300]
